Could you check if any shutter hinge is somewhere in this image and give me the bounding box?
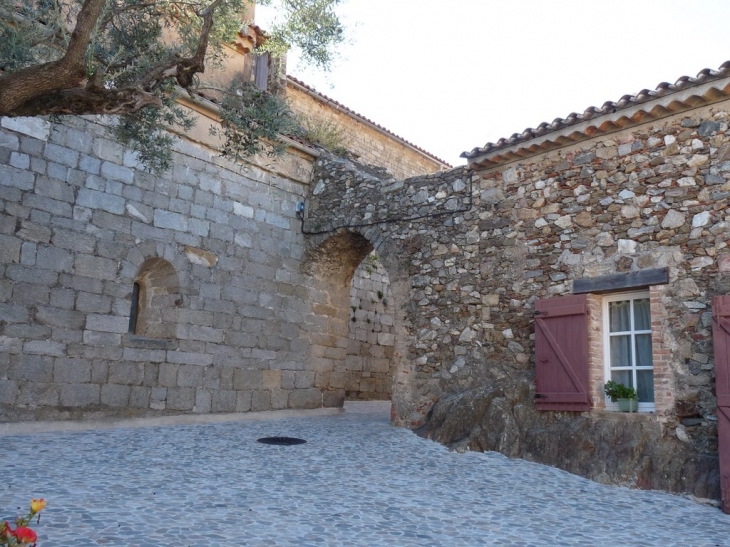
[534,393,547,399]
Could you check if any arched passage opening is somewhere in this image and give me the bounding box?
[347,251,394,400]
[303,229,417,424]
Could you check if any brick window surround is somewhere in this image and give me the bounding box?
[587,286,674,415]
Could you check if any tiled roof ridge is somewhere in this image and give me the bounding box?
[286,75,452,167]
[462,60,730,160]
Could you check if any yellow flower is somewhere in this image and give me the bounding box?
[30,499,46,514]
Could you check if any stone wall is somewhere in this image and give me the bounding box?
[305,103,730,501]
[346,252,394,400]
[287,83,447,180]
[0,114,342,419]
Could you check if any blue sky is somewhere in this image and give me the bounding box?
[260,0,730,165]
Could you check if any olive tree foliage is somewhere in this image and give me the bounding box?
[0,0,345,171]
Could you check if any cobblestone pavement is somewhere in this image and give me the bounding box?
[1,402,729,547]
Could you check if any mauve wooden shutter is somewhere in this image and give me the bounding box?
[712,295,730,513]
[534,294,590,411]
[254,52,269,91]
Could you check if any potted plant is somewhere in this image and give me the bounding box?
[604,380,638,412]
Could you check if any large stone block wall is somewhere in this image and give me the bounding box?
[0,114,340,419]
[346,252,394,400]
[287,85,447,180]
[305,103,730,500]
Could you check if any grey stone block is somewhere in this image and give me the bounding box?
[23,340,66,357]
[322,389,345,408]
[143,363,159,386]
[0,379,18,404]
[54,358,92,383]
[211,389,236,412]
[10,355,54,382]
[15,221,51,243]
[76,292,112,314]
[83,330,122,346]
[233,369,263,390]
[166,387,195,410]
[153,210,188,232]
[52,228,95,253]
[92,138,124,163]
[271,389,288,410]
[194,388,211,413]
[101,161,134,183]
[0,234,21,264]
[37,307,85,329]
[122,348,166,362]
[36,246,74,272]
[3,324,50,340]
[17,382,59,406]
[9,151,29,169]
[289,388,323,409]
[85,314,128,334]
[235,390,252,411]
[108,362,144,385]
[6,265,57,285]
[44,143,79,167]
[158,363,179,387]
[91,360,109,383]
[0,303,30,323]
[251,390,271,412]
[129,386,151,408]
[77,188,125,215]
[60,383,99,406]
[79,154,101,174]
[24,193,72,217]
[75,254,118,280]
[166,351,213,366]
[0,164,35,190]
[177,364,205,387]
[36,176,75,202]
[101,384,131,407]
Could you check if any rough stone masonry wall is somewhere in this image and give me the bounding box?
[0,114,337,420]
[306,103,730,500]
[287,85,446,180]
[347,252,394,400]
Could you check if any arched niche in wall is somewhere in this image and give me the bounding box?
[129,258,181,339]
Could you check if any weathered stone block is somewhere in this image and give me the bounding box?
[17,382,59,406]
[75,255,118,281]
[129,386,151,408]
[166,387,195,410]
[251,390,271,412]
[289,388,322,409]
[108,362,144,385]
[233,369,263,390]
[54,358,92,383]
[195,388,212,413]
[60,383,100,406]
[211,389,236,412]
[101,384,131,407]
[177,364,205,387]
[0,380,19,404]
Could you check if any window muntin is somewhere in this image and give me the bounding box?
[603,291,654,412]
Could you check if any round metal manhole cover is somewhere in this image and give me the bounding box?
[256,436,307,446]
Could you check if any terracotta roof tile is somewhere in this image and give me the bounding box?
[462,61,730,162]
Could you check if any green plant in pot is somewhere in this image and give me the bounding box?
[604,380,639,412]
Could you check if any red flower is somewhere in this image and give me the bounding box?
[10,525,38,544]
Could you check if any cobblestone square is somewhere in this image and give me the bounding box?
[1,402,728,546]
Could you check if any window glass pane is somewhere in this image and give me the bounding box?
[633,298,651,330]
[635,334,653,368]
[610,335,631,368]
[609,300,631,332]
[611,370,631,388]
[637,370,654,402]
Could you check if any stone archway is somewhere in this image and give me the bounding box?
[302,229,416,419]
[346,250,395,400]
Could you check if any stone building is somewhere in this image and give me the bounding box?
[304,62,730,508]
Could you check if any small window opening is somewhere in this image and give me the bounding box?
[129,282,140,333]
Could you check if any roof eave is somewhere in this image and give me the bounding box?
[466,75,730,171]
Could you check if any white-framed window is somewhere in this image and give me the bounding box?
[603,291,655,412]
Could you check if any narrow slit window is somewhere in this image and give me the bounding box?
[129,282,140,334]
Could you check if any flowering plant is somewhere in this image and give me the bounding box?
[1,499,46,546]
